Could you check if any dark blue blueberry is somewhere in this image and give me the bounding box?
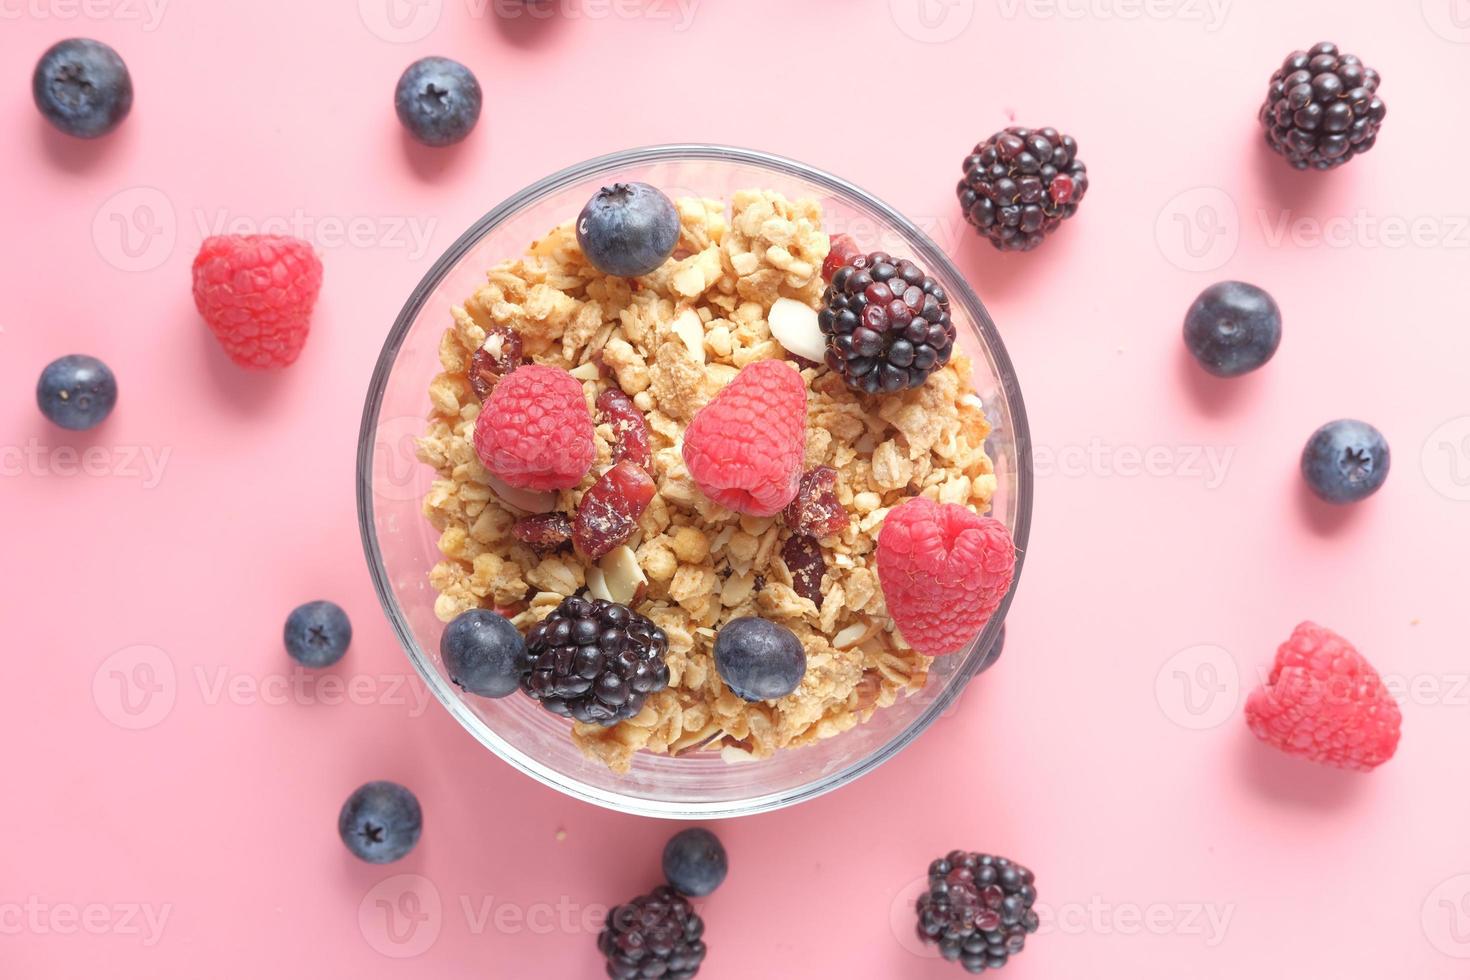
[284,600,352,668]
[974,625,1006,678]
[575,182,680,278]
[33,38,133,139]
[394,57,482,147]
[338,781,422,864]
[662,827,728,898]
[1301,419,1390,504]
[441,609,527,698]
[1183,281,1282,377]
[36,354,117,430]
[713,617,806,702]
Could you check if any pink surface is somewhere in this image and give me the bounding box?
[3,0,1470,976]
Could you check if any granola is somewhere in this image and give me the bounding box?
[417,189,998,772]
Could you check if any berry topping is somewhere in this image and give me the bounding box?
[1183,281,1282,378]
[283,600,352,668]
[781,534,826,606]
[681,360,807,516]
[441,608,527,698]
[394,56,482,147]
[468,326,524,400]
[36,354,117,431]
[338,781,422,864]
[573,459,656,561]
[599,886,706,980]
[1260,42,1385,170]
[473,364,595,491]
[522,596,670,726]
[662,827,728,898]
[974,624,1005,679]
[876,498,1016,656]
[1244,622,1401,771]
[916,851,1039,973]
[1301,419,1390,504]
[821,233,863,281]
[958,127,1088,251]
[783,466,848,538]
[32,38,132,139]
[713,616,807,702]
[192,235,324,369]
[512,512,574,551]
[576,182,681,278]
[818,252,956,395]
[597,387,652,470]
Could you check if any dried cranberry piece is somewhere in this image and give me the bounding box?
[468,326,524,400]
[782,466,848,538]
[782,534,826,605]
[573,460,656,560]
[821,233,863,281]
[596,388,652,471]
[512,513,573,552]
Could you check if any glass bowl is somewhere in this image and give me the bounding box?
[357,145,1032,818]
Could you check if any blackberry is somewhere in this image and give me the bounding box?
[1259,42,1385,171]
[916,851,1039,974]
[818,252,955,395]
[522,596,669,725]
[598,885,707,980]
[957,127,1087,251]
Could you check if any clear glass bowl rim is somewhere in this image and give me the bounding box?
[356,143,1033,818]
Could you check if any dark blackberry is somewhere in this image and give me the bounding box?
[521,596,669,726]
[957,127,1087,251]
[916,851,1039,974]
[598,885,707,979]
[818,252,955,395]
[1259,42,1385,171]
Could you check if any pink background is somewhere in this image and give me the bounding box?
[4,0,1470,975]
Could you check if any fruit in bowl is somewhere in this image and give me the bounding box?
[411,178,1017,774]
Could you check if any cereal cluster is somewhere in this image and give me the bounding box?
[416,190,998,772]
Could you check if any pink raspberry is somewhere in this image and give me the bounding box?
[192,235,323,368]
[681,360,806,516]
[473,364,594,491]
[1244,622,1401,772]
[876,498,1016,656]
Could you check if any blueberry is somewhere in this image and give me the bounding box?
[662,827,728,898]
[36,354,117,430]
[575,183,680,277]
[1183,281,1282,377]
[33,38,133,139]
[338,781,422,864]
[284,600,352,668]
[713,617,806,702]
[394,57,482,147]
[440,609,527,698]
[1301,419,1390,504]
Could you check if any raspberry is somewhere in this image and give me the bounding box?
[876,498,1016,656]
[1244,622,1401,771]
[192,235,323,368]
[681,360,806,516]
[473,364,594,491]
